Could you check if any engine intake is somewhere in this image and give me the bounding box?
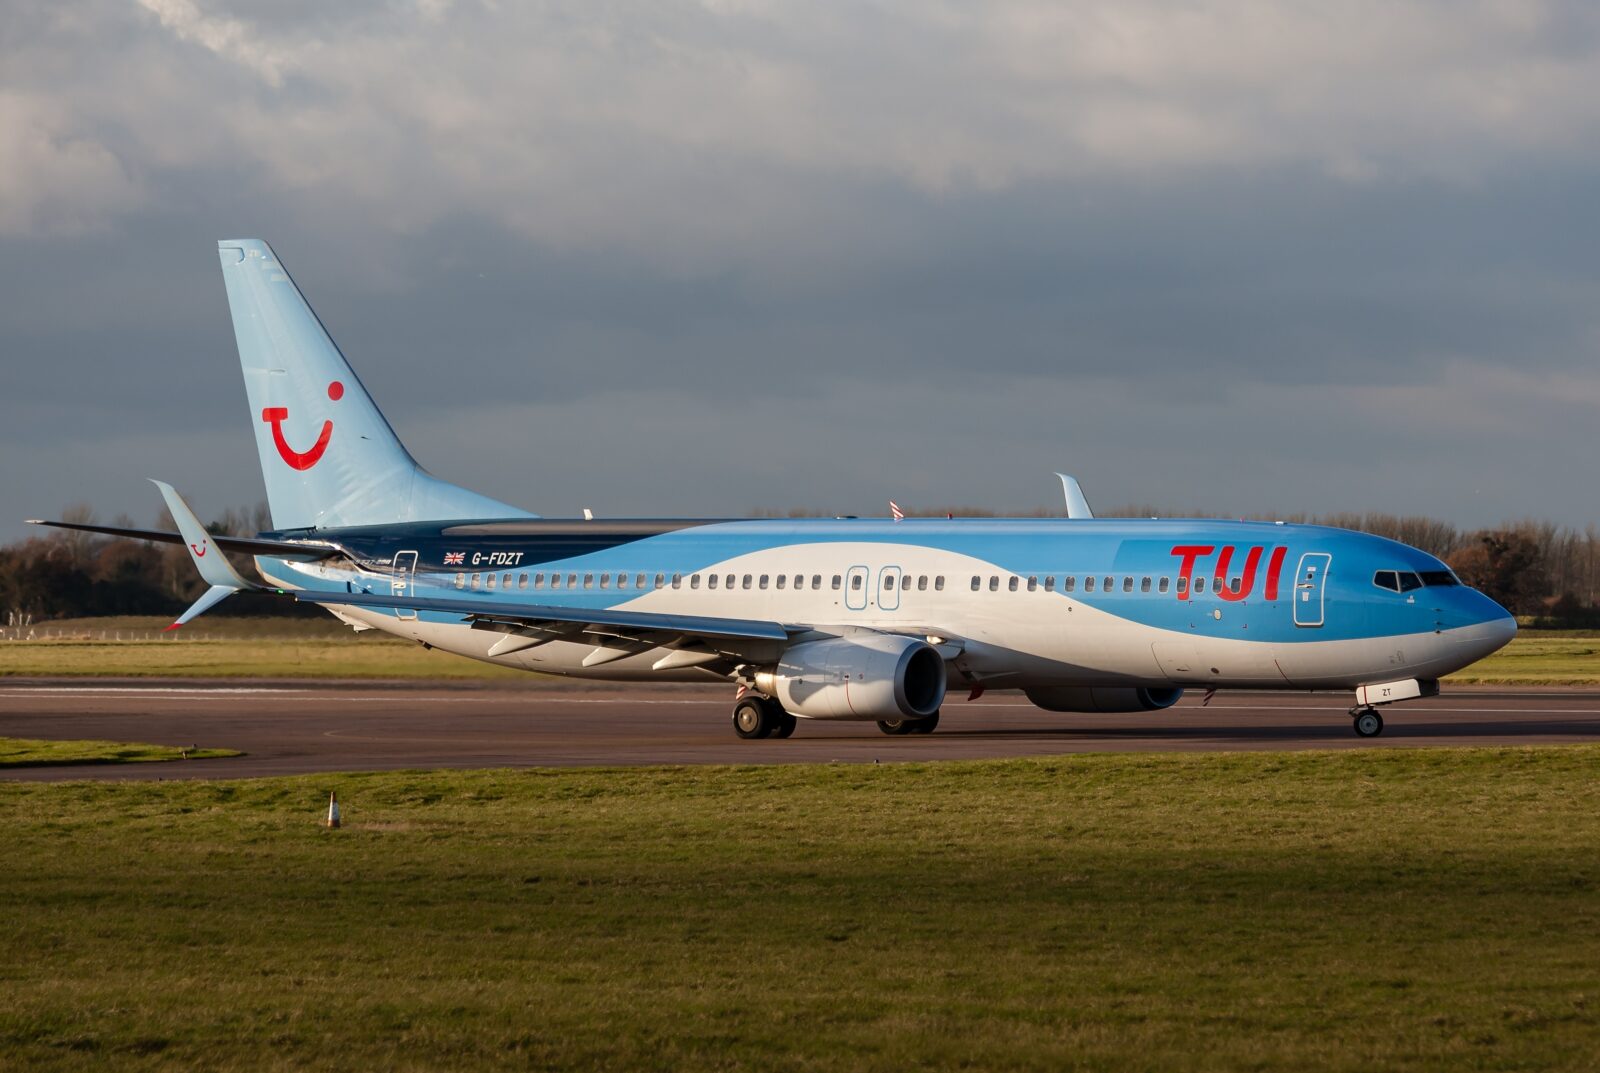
[1023,686,1184,713]
[756,634,947,721]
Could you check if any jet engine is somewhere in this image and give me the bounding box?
[755,634,947,721]
[1023,686,1184,713]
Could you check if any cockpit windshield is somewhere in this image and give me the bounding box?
[1374,568,1460,592]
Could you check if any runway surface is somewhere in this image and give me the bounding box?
[4,679,1600,781]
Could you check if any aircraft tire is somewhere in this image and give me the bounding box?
[876,718,914,736]
[772,710,798,738]
[911,710,940,734]
[733,697,774,739]
[1353,709,1384,738]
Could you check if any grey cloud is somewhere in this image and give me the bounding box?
[3,1,1599,540]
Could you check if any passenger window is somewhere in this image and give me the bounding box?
[1399,572,1422,592]
[690,575,700,589]
[1027,576,1038,592]
[567,573,577,588]
[795,575,805,590]
[1229,577,1241,593]
[599,574,610,589]
[989,577,1000,592]
[1140,577,1151,593]
[1044,576,1055,592]
[1177,576,1187,594]
[918,576,928,591]
[1194,577,1207,593]
[884,575,895,591]
[534,573,544,588]
[726,575,735,589]
[971,576,981,591]
[656,573,666,589]
[487,573,497,590]
[550,573,563,590]
[1373,570,1400,592]
[743,574,753,589]
[616,574,628,589]
[1064,576,1075,592]
[1158,577,1169,593]
[504,573,513,589]
[1103,576,1113,592]
[935,576,945,591]
[1122,577,1133,593]
[583,574,594,589]
[708,574,719,589]
[851,575,863,591]
[832,575,842,590]
[811,575,821,589]
[471,573,481,590]
[517,573,528,590]
[775,575,786,590]
[1085,576,1095,592]
[454,572,466,589]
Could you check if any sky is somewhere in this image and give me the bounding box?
[4,0,1598,541]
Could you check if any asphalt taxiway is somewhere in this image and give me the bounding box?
[2,679,1598,781]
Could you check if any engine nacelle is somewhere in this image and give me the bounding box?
[1024,686,1184,713]
[755,634,947,721]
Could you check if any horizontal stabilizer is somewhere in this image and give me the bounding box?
[27,518,341,561]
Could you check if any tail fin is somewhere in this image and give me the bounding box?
[216,239,533,530]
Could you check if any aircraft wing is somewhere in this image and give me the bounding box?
[292,589,803,666]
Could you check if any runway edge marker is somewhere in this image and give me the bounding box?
[326,791,341,829]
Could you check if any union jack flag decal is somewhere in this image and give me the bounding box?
[443,551,465,565]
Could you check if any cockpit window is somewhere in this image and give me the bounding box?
[1373,570,1400,592]
[1419,570,1459,587]
[1397,572,1422,593]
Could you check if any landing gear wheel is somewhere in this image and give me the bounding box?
[1352,708,1384,738]
[877,711,939,735]
[772,711,798,739]
[733,697,774,740]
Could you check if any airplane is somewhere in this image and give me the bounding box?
[30,239,1518,740]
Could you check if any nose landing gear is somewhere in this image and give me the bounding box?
[1350,707,1384,738]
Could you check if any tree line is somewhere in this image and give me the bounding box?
[4,503,1597,624]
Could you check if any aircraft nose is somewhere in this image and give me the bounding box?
[1451,606,1517,664]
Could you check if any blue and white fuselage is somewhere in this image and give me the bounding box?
[255,514,1513,699]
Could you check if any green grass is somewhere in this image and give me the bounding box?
[0,737,240,768]
[1448,633,1600,685]
[0,637,527,679]
[3,619,1598,683]
[3,749,1599,1070]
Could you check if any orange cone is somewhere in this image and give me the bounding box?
[326,790,341,829]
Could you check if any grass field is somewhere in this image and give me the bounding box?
[2,618,1597,683]
[0,737,240,768]
[3,749,1599,1070]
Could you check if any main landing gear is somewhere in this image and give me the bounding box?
[876,711,940,735]
[731,695,797,740]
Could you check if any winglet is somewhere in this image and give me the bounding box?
[149,480,260,627]
[1055,473,1095,520]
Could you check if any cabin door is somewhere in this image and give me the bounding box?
[392,550,419,621]
[1292,552,1331,628]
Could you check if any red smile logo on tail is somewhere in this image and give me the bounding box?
[262,381,343,470]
